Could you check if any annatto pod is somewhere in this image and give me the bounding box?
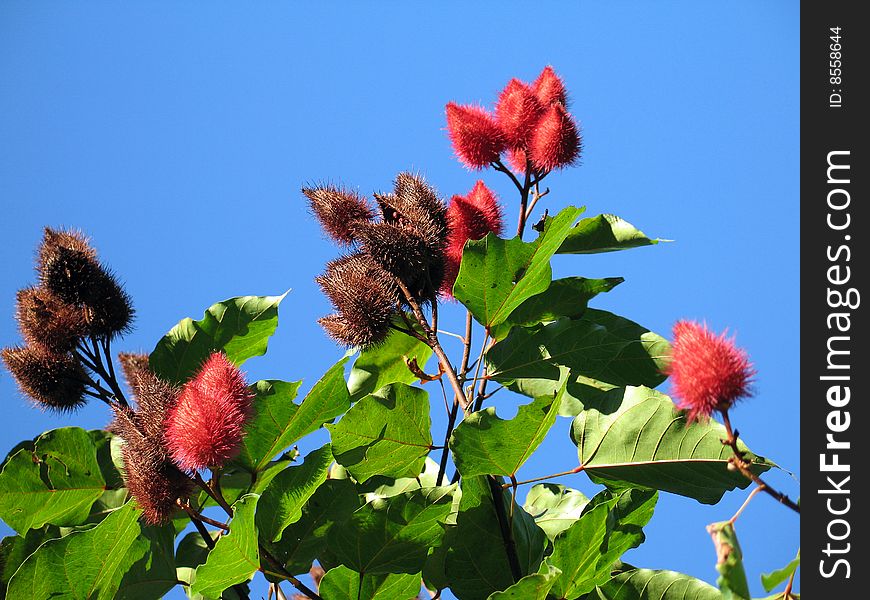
[495,78,544,149]
[303,185,375,245]
[445,102,506,169]
[15,286,87,353]
[1,345,88,411]
[528,103,582,172]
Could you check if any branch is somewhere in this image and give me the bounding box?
[437,311,474,485]
[487,476,522,583]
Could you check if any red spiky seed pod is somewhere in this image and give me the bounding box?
[527,103,581,172]
[495,78,545,149]
[667,320,755,422]
[15,286,87,353]
[164,352,255,472]
[445,102,506,169]
[1,345,87,411]
[505,147,528,174]
[303,185,375,245]
[532,65,568,107]
[441,182,504,297]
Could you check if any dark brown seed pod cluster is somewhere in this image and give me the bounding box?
[304,172,449,348]
[1,228,134,412]
[109,368,193,525]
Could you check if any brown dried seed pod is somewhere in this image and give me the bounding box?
[37,228,105,306]
[121,442,193,525]
[1,345,88,411]
[118,352,150,394]
[303,185,375,245]
[15,286,87,353]
[317,312,392,349]
[82,270,134,339]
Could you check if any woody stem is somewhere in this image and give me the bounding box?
[720,411,800,514]
[437,311,474,485]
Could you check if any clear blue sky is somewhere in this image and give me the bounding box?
[1,2,799,598]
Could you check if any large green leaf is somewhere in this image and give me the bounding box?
[450,384,565,478]
[761,549,799,593]
[191,495,260,599]
[707,521,750,600]
[358,457,440,501]
[267,478,360,576]
[522,483,590,541]
[556,213,661,254]
[6,502,175,600]
[486,309,670,391]
[549,488,657,599]
[319,565,422,600]
[487,564,561,600]
[571,386,774,504]
[0,427,107,534]
[440,476,548,600]
[490,276,623,340]
[150,294,286,384]
[586,568,723,600]
[235,357,350,474]
[257,444,333,543]
[329,486,454,575]
[347,327,433,401]
[327,383,433,483]
[453,206,584,330]
[0,526,60,595]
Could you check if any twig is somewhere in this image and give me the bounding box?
[729,486,764,524]
[487,476,522,583]
[501,465,584,488]
[437,311,474,485]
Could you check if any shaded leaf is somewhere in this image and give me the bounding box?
[319,565,422,600]
[707,521,750,600]
[487,564,561,600]
[556,213,661,254]
[454,206,584,329]
[192,495,260,599]
[0,527,60,595]
[490,276,623,340]
[327,383,433,483]
[329,486,454,575]
[359,457,440,501]
[7,502,174,600]
[761,549,799,593]
[348,327,433,401]
[440,476,548,600]
[571,386,774,504]
[587,567,723,600]
[522,483,590,540]
[150,294,286,385]
[0,427,106,534]
[450,384,565,478]
[486,309,670,391]
[257,444,333,543]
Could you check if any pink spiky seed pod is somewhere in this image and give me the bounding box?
[667,320,755,422]
[505,147,528,174]
[445,102,506,169]
[495,78,545,149]
[164,352,255,472]
[15,286,87,353]
[303,185,375,246]
[531,65,568,107]
[441,182,504,297]
[1,345,88,412]
[528,103,582,173]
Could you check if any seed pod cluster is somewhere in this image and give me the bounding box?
[446,65,581,174]
[2,228,134,412]
[305,172,449,348]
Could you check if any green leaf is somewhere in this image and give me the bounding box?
[707,521,750,600]
[267,478,361,576]
[0,427,107,534]
[0,527,60,594]
[571,386,774,504]
[150,293,286,385]
[440,476,548,600]
[490,276,623,340]
[487,564,561,600]
[257,444,333,543]
[329,486,454,575]
[487,309,670,391]
[454,206,585,330]
[761,549,799,593]
[235,358,350,474]
[7,502,175,600]
[327,383,433,483]
[358,457,440,501]
[319,565,422,600]
[589,567,723,599]
[348,327,433,401]
[450,384,565,478]
[192,495,260,599]
[556,213,661,254]
[522,483,590,540]
[549,488,657,599]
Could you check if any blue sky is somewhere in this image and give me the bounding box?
[1,2,799,598]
